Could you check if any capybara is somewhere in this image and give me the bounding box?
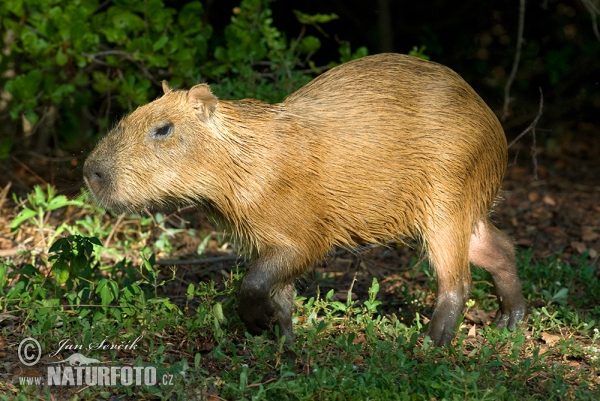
[83,53,526,346]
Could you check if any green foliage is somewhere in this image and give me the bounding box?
[5,186,600,399]
[48,234,101,284]
[10,184,89,248]
[408,45,431,60]
[0,0,366,154]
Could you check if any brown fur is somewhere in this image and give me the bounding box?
[84,53,526,345]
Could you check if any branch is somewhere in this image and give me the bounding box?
[581,0,600,42]
[507,87,544,149]
[81,51,161,87]
[508,87,544,179]
[502,0,526,121]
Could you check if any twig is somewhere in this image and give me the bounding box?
[104,213,125,248]
[581,0,600,42]
[11,156,47,186]
[502,0,526,121]
[245,377,279,388]
[508,87,544,179]
[20,151,79,162]
[0,182,11,210]
[507,87,544,149]
[82,50,161,87]
[0,249,21,258]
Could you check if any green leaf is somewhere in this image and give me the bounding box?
[293,10,339,25]
[52,259,70,284]
[186,283,195,301]
[297,36,321,54]
[0,136,15,159]
[56,47,69,67]
[178,1,204,30]
[152,35,169,51]
[0,262,7,291]
[10,208,37,230]
[96,278,117,306]
[89,237,103,247]
[213,302,225,323]
[408,45,430,61]
[46,195,69,210]
[72,252,88,271]
[33,185,46,205]
[49,237,68,253]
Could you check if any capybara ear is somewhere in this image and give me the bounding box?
[187,84,218,123]
[162,80,171,94]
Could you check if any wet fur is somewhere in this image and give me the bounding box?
[84,53,526,345]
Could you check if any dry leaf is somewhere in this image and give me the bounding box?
[353,333,367,344]
[543,195,556,206]
[582,229,600,242]
[570,241,587,254]
[528,192,539,202]
[540,332,561,345]
[468,325,477,338]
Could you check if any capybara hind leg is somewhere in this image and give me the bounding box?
[469,220,526,329]
[425,228,471,346]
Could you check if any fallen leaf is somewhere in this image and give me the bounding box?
[199,341,214,352]
[528,192,539,202]
[353,333,367,345]
[468,325,477,338]
[570,241,587,254]
[582,229,600,242]
[517,238,533,246]
[540,332,561,345]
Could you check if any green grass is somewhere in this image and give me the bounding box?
[1,185,599,400]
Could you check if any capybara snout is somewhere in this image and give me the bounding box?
[84,53,526,346]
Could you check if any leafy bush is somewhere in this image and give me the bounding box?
[0,0,366,157]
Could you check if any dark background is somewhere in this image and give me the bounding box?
[203,0,600,138]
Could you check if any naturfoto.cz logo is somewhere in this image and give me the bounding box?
[17,336,174,387]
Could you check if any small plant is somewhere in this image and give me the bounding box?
[10,184,86,248]
[48,234,101,285]
[408,45,430,60]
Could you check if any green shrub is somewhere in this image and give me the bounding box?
[0,0,367,157]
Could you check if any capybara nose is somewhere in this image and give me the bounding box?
[83,159,110,193]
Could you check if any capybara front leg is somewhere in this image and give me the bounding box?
[272,283,294,341]
[238,255,296,340]
[469,220,526,329]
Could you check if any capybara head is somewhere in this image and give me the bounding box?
[84,53,526,346]
[84,82,221,213]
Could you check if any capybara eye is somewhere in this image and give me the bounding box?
[153,123,174,138]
